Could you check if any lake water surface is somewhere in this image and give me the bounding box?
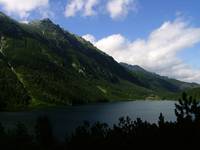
[0,100,177,140]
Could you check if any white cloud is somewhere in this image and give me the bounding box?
[83,19,200,83]
[96,34,128,53]
[84,0,99,16]
[106,0,137,19]
[19,20,29,24]
[0,0,50,19]
[64,0,137,19]
[64,0,99,17]
[82,34,96,43]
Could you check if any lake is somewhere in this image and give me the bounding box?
[0,100,177,140]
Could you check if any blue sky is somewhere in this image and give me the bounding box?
[0,0,200,83]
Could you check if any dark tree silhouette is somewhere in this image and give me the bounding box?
[35,116,55,150]
[175,92,200,123]
[158,113,165,127]
[0,122,5,136]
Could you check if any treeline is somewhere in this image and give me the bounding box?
[0,93,200,149]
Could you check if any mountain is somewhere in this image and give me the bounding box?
[120,63,199,98]
[0,12,198,110]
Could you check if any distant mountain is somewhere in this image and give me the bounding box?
[0,12,199,110]
[120,63,199,98]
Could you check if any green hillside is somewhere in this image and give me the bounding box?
[0,12,199,110]
[185,88,200,100]
[120,63,199,99]
[0,52,30,110]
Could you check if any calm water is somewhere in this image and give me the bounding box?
[0,100,176,140]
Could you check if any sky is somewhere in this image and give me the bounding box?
[0,0,200,83]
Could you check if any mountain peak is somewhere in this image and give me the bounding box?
[120,63,146,72]
[40,18,54,25]
[28,18,65,38]
[29,18,55,26]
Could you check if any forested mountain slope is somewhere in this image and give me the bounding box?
[0,12,198,110]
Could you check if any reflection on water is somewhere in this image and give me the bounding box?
[0,100,176,140]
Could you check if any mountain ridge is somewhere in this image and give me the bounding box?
[120,62,199,91]
[0,12,199,110]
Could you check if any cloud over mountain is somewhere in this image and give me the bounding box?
[83,18,200,83]
[0,0,50,19]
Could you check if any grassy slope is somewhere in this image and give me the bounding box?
[0,13,198,110]
[3,36,152,107]
[120,63,199,99]
[185,88,200,100]
[0,14,156,110]
[0,52,30,110]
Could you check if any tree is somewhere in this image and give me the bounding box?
[175,92,200,123]
[158,113,165,127]
[35,116,55,149]
[0,122,5,137]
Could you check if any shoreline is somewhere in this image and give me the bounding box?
[0,99,178,112]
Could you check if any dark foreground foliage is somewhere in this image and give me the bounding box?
[1,93,200,150]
